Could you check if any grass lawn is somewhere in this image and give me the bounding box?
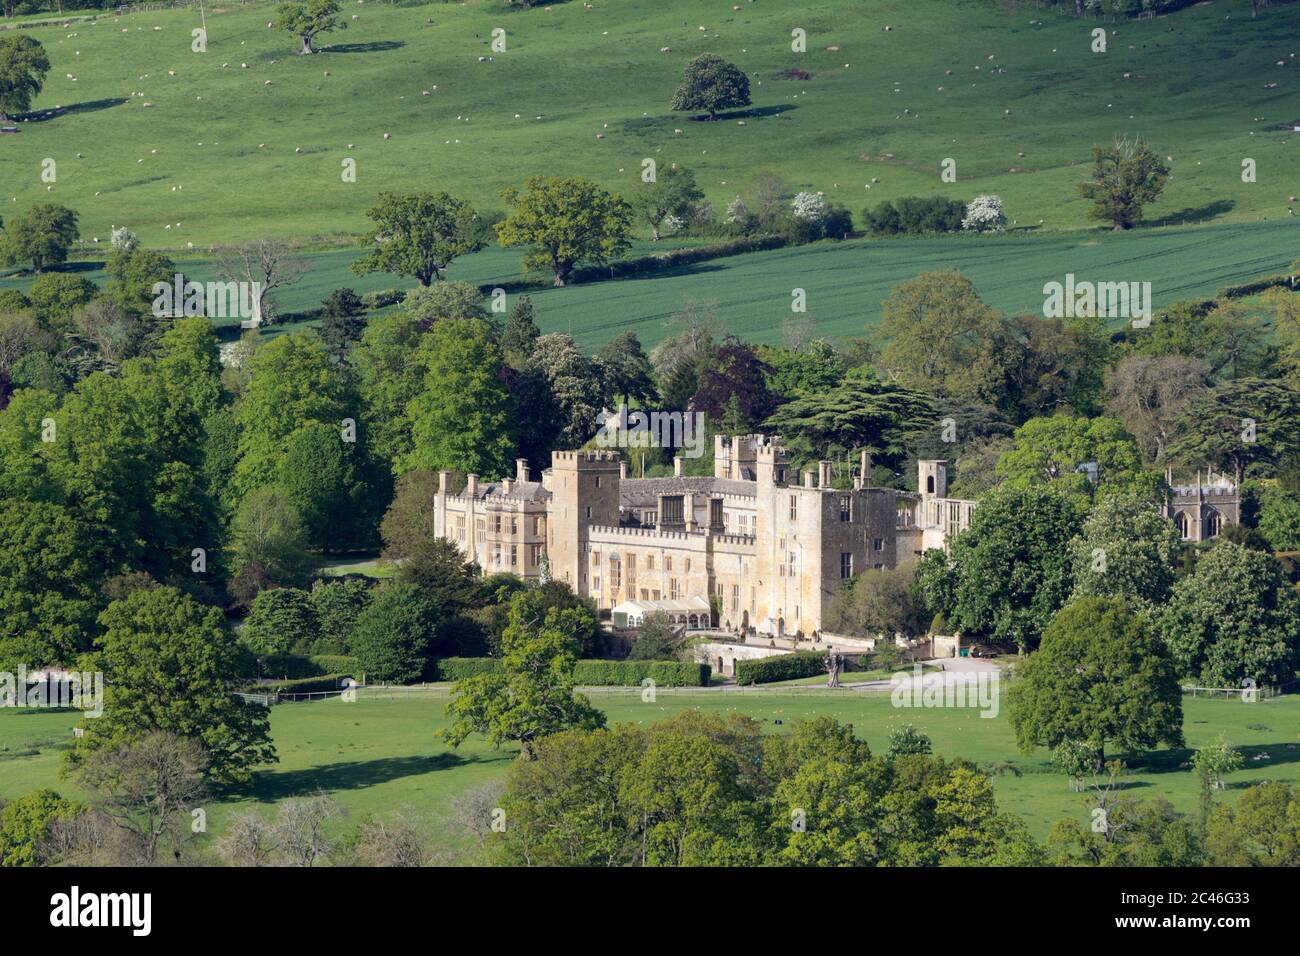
[4,689,1298,854]
[0,0,1295,248]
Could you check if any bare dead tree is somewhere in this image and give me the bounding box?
[72,732,208,865]
[214,239,310,326]
[274,793,343,867]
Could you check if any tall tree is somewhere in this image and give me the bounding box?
[72,586,277,785]
[352,192,485,287]
[275,0,346,54]
[1067,492,1182,606]
[1077,137,1169,231]
[1153,541,1300,688]
[0,35,49,122]
[763,366,936,473]
[1103,353,1210,464]
[233,331,351,494]
[0,204,79,273]
[1166,378,1300,484]
[1009,596,1184,761]
[442,596,606,759]
[501,296,541,368]
[670,53,751,121]
[936,485,1083,651]
[404,318,514,476]
[596,330,656,409]
[496,176,633,286]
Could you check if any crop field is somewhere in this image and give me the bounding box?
[0,0,1296,249]
[3,690,1297,852]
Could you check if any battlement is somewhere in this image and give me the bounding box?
[552,449,623,466]
[588,525,694,542]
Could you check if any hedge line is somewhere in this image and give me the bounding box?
[735,652,826,686]
[432,658,709,686]
[432,657,502,681]
[572,660,710,687]
[261,654,360,680]
[238,674,355,695]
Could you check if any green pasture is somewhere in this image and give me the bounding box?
[0,0,1295,247]
[3,689,1297,852]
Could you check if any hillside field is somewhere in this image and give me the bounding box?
[3,216,1297,350]
[0,0,1297,249]
[3,690,1298,853]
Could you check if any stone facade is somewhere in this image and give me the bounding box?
[432,435,904,638]
[429,440,1240,637]
[1162,468,1240,542]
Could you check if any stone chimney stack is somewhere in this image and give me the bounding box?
[466,474,479,498]
[860,450,872,488]
[515,458,529,483]
[619,460,628,479]
[502,478,514,495]
[818,461,832,488]
[803,469,815,489]
[674,456,684,477]
[438,471,449,494]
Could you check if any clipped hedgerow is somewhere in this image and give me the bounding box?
[572,660,710,687]
[431,658,710,686]
[432,657,502,682]
[735,651,826,686]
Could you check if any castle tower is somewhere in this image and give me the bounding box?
[547,450,622,595]
[918,460,948,499]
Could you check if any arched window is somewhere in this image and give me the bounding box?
[1206,510,1222,538]
[1175,511,1191,540]
[926,475,935,494]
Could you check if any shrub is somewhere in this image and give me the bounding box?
[572,660,709,687]
[962,195,1007,233]
[735,651,825,685]
[360,288,406,310]
[863,197,964,236]
[431,657,501,682]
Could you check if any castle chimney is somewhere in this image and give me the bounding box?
[515,458,529,483]
[466,474,479,498]
[860,450,872,488]
[818,460,832,488]
[502,478,514,495]
[803,469,815,489]
[674,456,683,477]
[438,471,449,494]
[619,460,628,479]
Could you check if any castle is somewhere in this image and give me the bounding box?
[432,435,977,638]
[429,436,1239,638]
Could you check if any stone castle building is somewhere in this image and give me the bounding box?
[430,436,1239,637]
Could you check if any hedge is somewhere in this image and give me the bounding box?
[735,652,826,686]
[572,660,710,687]
[432,657,502,681]
[431,658,709,686]
[260,654,361,680]
[237,674,355,695]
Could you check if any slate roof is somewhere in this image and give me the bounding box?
[620,476,756,507]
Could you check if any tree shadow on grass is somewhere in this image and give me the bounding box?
[1124,742,1300,776]
[689,104,798,122]
[18,98,128,123]
[321,41,405,54]
[1144,199,1236,228]
[246,752,472,802]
